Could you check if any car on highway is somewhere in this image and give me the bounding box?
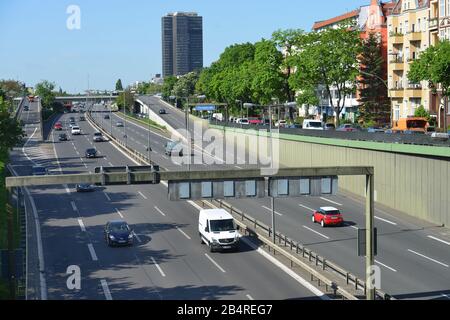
[104,220,134,247]
[54,122,63,131]
[336,124,362,132]
[79,115,86,121]
[312,207,344,228]
[31,165,48,176]
[199,209,240,252]
[104,115,110,120]
[159,109,167,115]
[71,126,81,135]
[93,132,104,142]
[23,106,29,112]
[58,133,68,141]
[85,148,97,158]
[69,117,75,122]
[303,119,324,130]
[116,121,124,127]
[76,184,96,193]
[165,141,184,157]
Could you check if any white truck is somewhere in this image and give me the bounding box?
[199,209,240,252]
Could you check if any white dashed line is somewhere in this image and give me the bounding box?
[65,185,71,194]
[176,227,191,240]
[299,204,315,212]
[261,206,283,217]
[428,236,450,246]
[246,294,254,300]
[320,197,342,206]
[87,244,98,261]
[205,254,226,273]
[375,216,397,226]
[151,257,166,277]
[108,162,114,166]
[132,231,142,243]
[104,192,111,201]
[138,191,148,200]
[154,206,166,216]
[77,219,86,232]
[115,208,124,219]
[100,280,113,300]
[375,260,397,272]
[302,226,330,240]
[408,249,449,268]
[70,201,78,212]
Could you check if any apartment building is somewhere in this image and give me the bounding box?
[387,0,430,123]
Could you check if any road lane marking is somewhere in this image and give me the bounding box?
[87,244,98,261]
[78,219,86,232]
[71,201,78,212]
[76,151,80,155]
[261,206,283,217]
[428,236,450,246]
[176,227,191,240]
[302,226,330,240]
[100,280,113,300]
[375,216,397,226]
[442,294,450,300]
[65,185,71,194]
[104,192,111,201]
[132,231,142,243]
[151,257,166,277]
[115,208,124,218]
[205,254,226,273]
[375,260,397,272]
[138,191,148,200]
[187,200,203,211]
[320,197,342,206]
[299,204,315,212]
[235,166,243,169]
[407,249,449,268]
[108,162,114,166]
[154,206,166,216]
[246,294,254,300]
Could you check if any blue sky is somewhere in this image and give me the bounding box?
[0,0,369,93]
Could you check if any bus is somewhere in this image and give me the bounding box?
[392,117,428,134]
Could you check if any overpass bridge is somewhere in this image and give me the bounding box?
[55,95,118,103]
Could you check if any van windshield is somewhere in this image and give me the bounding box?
[210,219,235,232]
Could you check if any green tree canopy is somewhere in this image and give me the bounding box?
[0,97,24,152]
[162,76,178,100]
[35,80,56,108]
[288,23,362,126]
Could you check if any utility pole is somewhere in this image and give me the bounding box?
[365,173,375,300]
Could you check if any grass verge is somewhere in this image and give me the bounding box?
[120,112,167,132]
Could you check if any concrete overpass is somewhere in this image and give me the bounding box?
[55,95,118,103]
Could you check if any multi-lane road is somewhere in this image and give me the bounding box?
[12,100,327,300]
[12,97,450,300]
[90,96,450,300]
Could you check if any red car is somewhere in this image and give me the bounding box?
[54,122,63,131]
[312,207,344,227]
[248,118,263,125]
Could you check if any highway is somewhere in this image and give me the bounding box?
[89,96,450,300]
[13,101,326,300]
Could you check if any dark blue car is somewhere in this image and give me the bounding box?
[104,220,134,247]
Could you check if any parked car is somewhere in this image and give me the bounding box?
[287,124,302,129]
[85,148,97,158]
[248,118,263,125]
[104,220,134,247]
[93,132,104,142]
[32,165,48,176]
[323,123,336,131]
[303,119,324,130]
[367,127,385,133]
[275,120,287,128]
[336,124,361,132]
[159,109,167,115]
[54,122,63,131]
[58,133,68,141]
[312,207,344,228]
[165,141,184,157]
[76,184,96,192]
[199,209,240,252]
[71,126,81,135]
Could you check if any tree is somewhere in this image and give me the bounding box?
[358,32,390,126]
[414,105,431,122]
[289,23,363,126]
[162,76,178,100]
[409,40,450,129]
[116,89,134,113]
[35,80,56,108]
[0,97,24,153]
[172,72,199,99]
[115,79,123,91]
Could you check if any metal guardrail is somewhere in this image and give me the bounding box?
[88,106,394,301]
[205,198,393,300]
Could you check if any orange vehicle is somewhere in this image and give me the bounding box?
[27,95,35,103]
[392,117,429,133]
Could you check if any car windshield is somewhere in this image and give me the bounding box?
[110,223,130,232]
[87,148,96,153]
[33,167,46,173]
[210,219,235,232]
[324,210,340,215]
[72,127,79,130]
[309,122,322,128]
[94,133,102,136]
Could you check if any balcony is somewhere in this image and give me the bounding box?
[406,84,423,97]
[408,32,422,42]
[389,58,404,70]
[389,32,404,44]
[390,87,405,98]
[429,17,438,30]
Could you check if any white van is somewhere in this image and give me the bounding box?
[303,119,324,130]
[199,209,240,252]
